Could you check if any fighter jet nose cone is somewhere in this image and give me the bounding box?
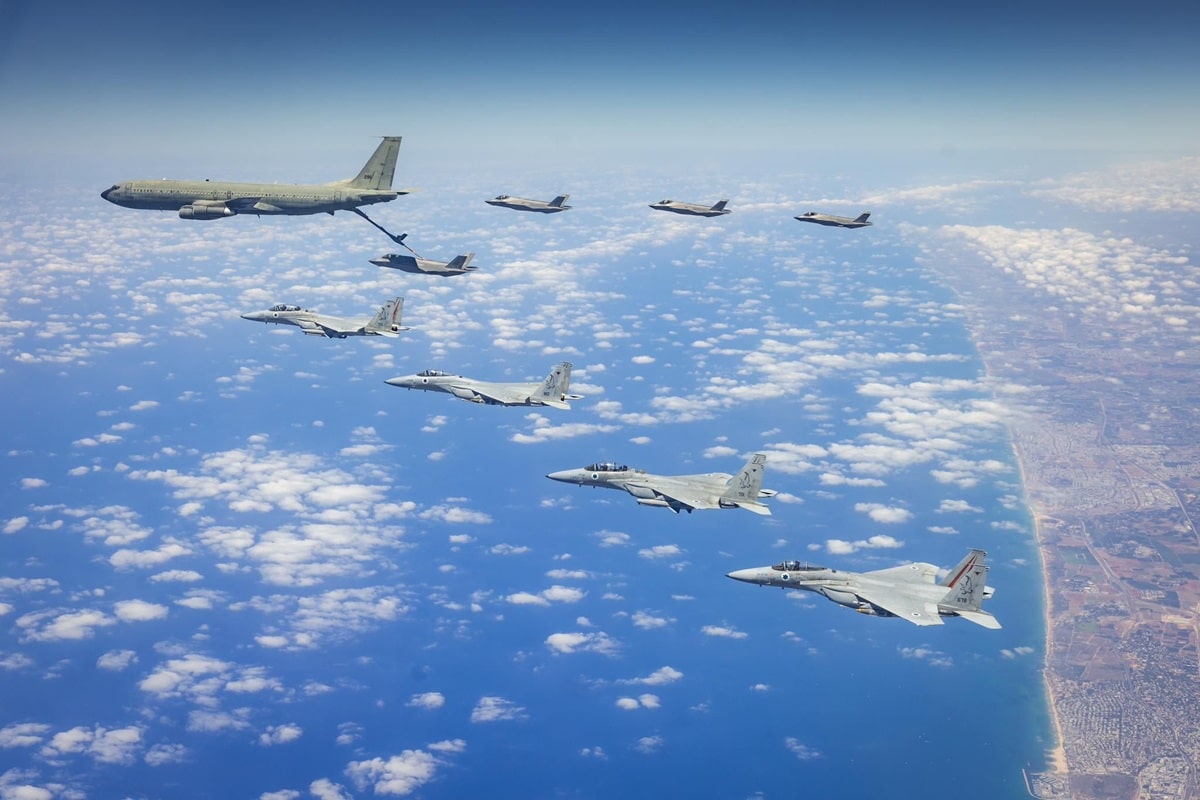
[369,258,387,267]
[546,471,569,482]
[725,569,756,583]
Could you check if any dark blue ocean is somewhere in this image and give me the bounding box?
[0,176,1053,798]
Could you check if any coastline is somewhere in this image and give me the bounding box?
[1035,510,1069,774]
[980,334,1070,782]
[1013,437,1069,777]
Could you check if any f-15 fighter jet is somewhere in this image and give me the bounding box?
[385,362,581,409]
[547,454,775,515]
[240,298,407,339]
[727,548,1000,628]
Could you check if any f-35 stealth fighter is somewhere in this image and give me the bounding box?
[794,211,872,228]
[240,298,408,339]
[371,251,477,276]
[649,199,731,217]
[727,548,1000,628]
[547,454,775,515]
[385,362,581,409]
[485,194,572,213]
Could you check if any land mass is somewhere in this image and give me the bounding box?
[925,224,1200,800]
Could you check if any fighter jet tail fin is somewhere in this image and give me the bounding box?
[447,253,477,271]
[854,212,871,223]
[719,453,770,513]
[367,297,409,336]
[711,199,730,211]
[937,549,998,624]
[550,195,570,208]
[938,549,987,588]
[536,362,574,406]
[345,136,402,191]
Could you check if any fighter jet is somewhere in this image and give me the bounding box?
[546,454,776,515]
[649,199,731,217]
[485,194,572,213]
[241,298,408,339]
[101,137,410,241]
[385,362,581,409]
[794,211,873,228]
[370,251,477,276]
[726,548,1000,628]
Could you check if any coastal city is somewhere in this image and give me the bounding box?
[929,214,1200,799]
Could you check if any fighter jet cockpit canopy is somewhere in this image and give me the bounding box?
[494,195,510,200]
[772,560,824,572]
[585,462,630,473]
[416,369,452,378]
[269,304,303,312]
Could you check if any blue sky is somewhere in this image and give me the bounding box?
[1,0,1197,180]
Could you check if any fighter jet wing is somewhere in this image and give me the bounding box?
[311,321,351,338]
[457,385,525,405]
[292,319,322,334]
[851,585,944,626]
[624,481,719,512]
[224,197,265,212]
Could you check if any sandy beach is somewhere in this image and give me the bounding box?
[1031,505,1069,775]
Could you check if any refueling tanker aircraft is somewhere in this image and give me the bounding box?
[385,362,581,409]
[101,137,410,242]
[727,548,1000,628]
[546,454,775,515]
[240,298,408,339]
